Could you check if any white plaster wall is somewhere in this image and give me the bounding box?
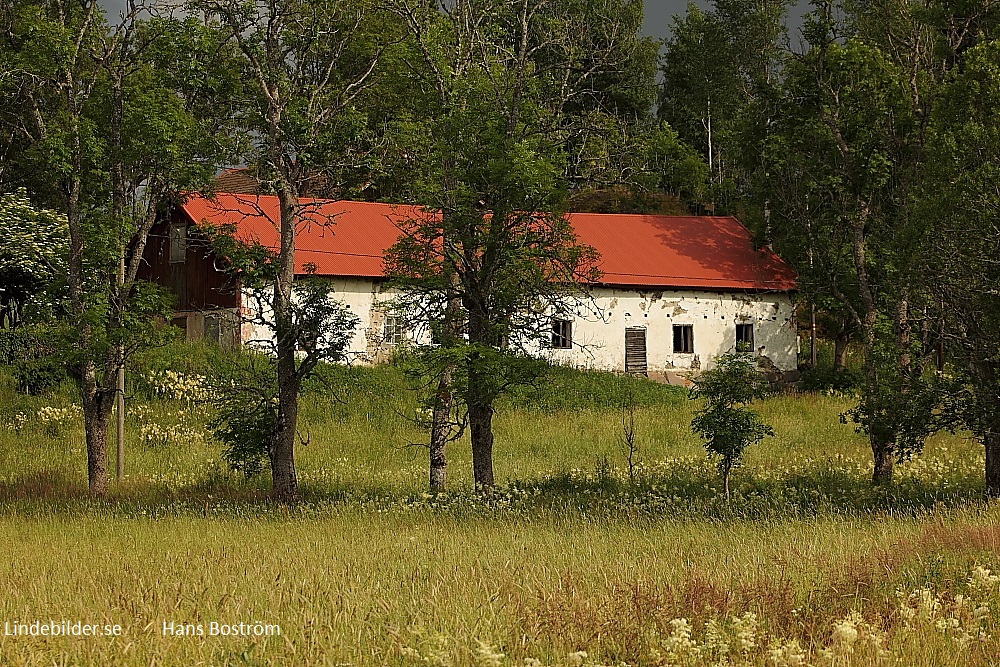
[240,278,398,364]
[241,281,798,372]
[543,288,798,372]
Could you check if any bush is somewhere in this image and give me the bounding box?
[0,329,40,364]
[12,356,69,395]
[0,328,69,395]
[800,364,861,393]
[205,353,276,478]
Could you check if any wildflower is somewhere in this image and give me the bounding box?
[732,611,758,653]
[474,640,505,667]
[970,566,1000,593]
[566,651,588,666]
[768,639,807,666]
[702,618,728,659]
[831,613,860,653]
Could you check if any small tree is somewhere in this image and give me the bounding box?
[690,349,774,498]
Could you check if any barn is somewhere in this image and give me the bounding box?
[140,193,799,382]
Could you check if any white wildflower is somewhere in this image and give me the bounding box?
[768,639,807,666]
[474,640,505,667]
[831,613,860,653]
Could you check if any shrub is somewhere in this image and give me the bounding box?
[206,353,277,478]
[12,356,69,395]
[690,349,774,498]
[801,364,861,393]
[0,329,40,364]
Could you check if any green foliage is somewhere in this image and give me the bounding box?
[0,324,71,395]
[0,329,45,365]
[0,190,68,326]
[206,353,277,478]
[911,38,1000,464]
[690,350,774,495]
[840,317,943,463]
[800,365,861,393]
[659,0,791,210]
[12,356,70,396]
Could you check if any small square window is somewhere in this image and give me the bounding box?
[169,224,187,263]
[551,319,572,349]
[672,324,694,354]
[383,316,407,345]
[736,323,754,349]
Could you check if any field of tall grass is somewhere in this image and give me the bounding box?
[0,344,996,666]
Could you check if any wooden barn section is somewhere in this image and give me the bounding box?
[138,209,241,347]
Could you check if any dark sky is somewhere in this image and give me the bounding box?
[99,0,810,43]
[642,0,810,41]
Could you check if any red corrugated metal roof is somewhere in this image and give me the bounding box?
[179,193,796,291]
[567,212,796,290]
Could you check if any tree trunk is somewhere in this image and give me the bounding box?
[466,305,496,489]
[846,206,900,486]
[972,360,1000,496]
[867,296,910,487]
[834,320,850,370]
[468,386,495,489]
[271,374,300,500]
[985,431,1000,497]
[271,182,300,501]
[871,442,894,485]
[81,362,113,496]
[428,251,461,492]
[833,337,848,369]
[429,366,452,492]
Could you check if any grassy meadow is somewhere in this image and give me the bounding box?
[0,346,998,666]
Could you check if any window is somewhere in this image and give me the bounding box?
[383,316,407,345]
[672,324,694,353]
[169,224,187,263]
[551,319,572,349]
[736,323,754,349]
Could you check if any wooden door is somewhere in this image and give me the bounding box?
[625,327,647,376]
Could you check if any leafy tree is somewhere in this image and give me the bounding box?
[763,0,999,483]
[690,349,774,498]
[0,1,233,494]
[659,0,791,207]
[192,0,389,499]
[384,0,652,489]
[206,278,358,478]
[920,40,1000,494]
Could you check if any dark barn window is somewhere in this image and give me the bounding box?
[551,319,572,349]
[736,323,754,349]
[169,224,187,263]
[672,324,694,353]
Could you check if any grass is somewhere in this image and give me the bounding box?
[0,345,997,666]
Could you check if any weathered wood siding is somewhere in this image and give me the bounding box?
[138,210,240,312]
